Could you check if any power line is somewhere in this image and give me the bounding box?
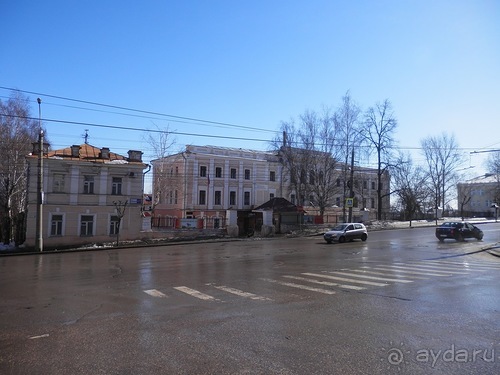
[0,86,275,134]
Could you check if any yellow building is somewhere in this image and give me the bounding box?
[25,144,147,249]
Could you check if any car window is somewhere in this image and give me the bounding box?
[346,225,354,231]
[354,224,362,229]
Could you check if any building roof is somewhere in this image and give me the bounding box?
[460,173,500,185]
[28,144,145,165]
[253,197,305,213]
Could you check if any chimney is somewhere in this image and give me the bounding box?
[70,145,80,158]
[127,150,143,162]
[100,147,110,160]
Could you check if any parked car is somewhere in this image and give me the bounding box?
[324,223,368,244]
[435,222,483,242]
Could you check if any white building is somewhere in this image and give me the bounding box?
[457,173,500,217]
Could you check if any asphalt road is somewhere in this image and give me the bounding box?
[1,224,499,374]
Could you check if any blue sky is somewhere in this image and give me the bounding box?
[1,0,499,191]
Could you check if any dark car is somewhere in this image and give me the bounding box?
[435,222,483,242]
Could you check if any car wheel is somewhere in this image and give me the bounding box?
[476,235,483,241]
[325,240,332,244]
[455,234,464,242]
[361,233,368,242]
[438,238,444,242]
[338,236,346,243]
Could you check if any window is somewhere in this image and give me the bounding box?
[215,167,222,178]
[371,181,376,190]
[230,168,237,179]
[270,193,275,199]
[244,191,250,205]
[112,177,122,195]
[199,190,206,205]
[291,194,296,204]
[309,171,315,185]
[175,166,179,175]
[53,173,65,193]
[336,178,341,187]
[371,198,375,209]
[169,191,173,204]
[109,215,119,235]
[214,191,222,205]
[336,197,341,206]
[80,215,94,236]
[200,166,207,177]
[229,191,236,205]
[244,169,250,180]
[270,171,276,182]
[83,175,94,194]
[50,214,63,236]
[363,198,367,208]
[174,190,178,204]
[363,180,367,189]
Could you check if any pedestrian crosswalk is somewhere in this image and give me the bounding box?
[143,259,500,303]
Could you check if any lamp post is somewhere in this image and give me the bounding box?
[35,98,44,252]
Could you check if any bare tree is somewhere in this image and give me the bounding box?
[392,153,429,226]
[112,200,128,246]
[485,151,500,205]
[272,108,340,216]
[360,99,398,220]
[421,133,465,219]
[332,91,363,221]
[0,91,42,244]
[144,124,176,210]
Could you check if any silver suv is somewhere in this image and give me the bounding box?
[323,223,368,244]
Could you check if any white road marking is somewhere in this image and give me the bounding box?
[173,286,220,301]
[362,266,451,277]
[394,263,469,274]
[328,271,413,283]
[345,268,428,280]
[144,289,168,298]
[424,260,500,270]
[206,284,272,301]
[283,275,366,290]
[388,264,461,275]
[374,265,454,276]
[303,272,387,287]
[260,278,336,294]
[29,334,49,340]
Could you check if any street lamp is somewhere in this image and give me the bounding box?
[35,98,44,252]
[491,203,498,223]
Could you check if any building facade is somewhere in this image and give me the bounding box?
[25,144,147,249]
[152,145,388,227]
[152,145,283,226]
[457,173,500,217]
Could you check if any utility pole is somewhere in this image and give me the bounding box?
[348,148,355,222]
[35,98,44,252]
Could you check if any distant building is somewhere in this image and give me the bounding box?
[25,144,147,249]
[151,145,388,233]
[457,173,500,217]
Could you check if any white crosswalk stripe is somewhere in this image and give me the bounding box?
[173,286,221,301]
[206,284,272,301]
[393,263,470,274]
[260,278,336,294]
[143,289,168,298]
[327,271,413,283]
[372,265,455,276]
[361,266,452,277]
[282,275,366,290]
[302,272,387,287]
[345,269,428,280]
